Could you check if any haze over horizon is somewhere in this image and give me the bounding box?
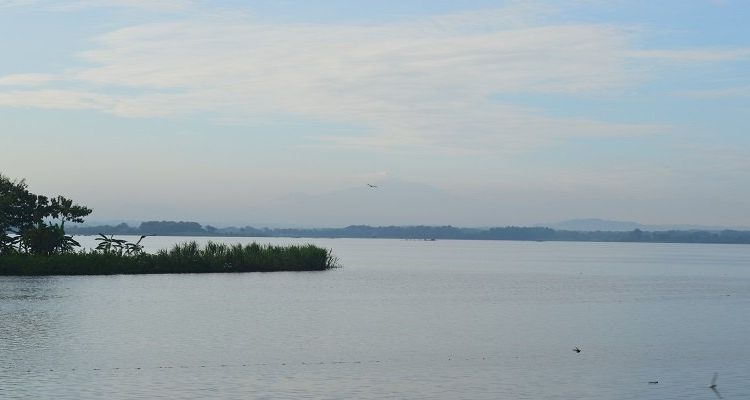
[2,0,749,227]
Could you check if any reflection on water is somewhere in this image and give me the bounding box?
[1,238,750,399]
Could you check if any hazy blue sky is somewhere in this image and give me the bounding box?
[1,0,749,227]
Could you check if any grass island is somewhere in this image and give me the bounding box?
[1,174,337,275]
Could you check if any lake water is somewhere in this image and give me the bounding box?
[2,237,749,399]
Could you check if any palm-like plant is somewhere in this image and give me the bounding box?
[95,234,146,256]
[124,235,147,255]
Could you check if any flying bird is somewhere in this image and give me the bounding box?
[710,373,722,399]
[648,381,659,384]
[572,347,581,353]
[366,184,378,188]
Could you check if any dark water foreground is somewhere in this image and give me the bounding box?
[0,241,336,275]
[2,237,750,399]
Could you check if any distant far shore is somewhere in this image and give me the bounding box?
[65,221,750,245]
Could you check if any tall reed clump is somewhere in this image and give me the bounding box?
[0,241,338,276]
[149,241,338,273]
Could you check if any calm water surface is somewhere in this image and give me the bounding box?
[2,237,749,399]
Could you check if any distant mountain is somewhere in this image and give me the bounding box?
[540,218,750,232]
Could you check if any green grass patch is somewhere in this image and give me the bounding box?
[0,241,338,276]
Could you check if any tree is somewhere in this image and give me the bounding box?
[1,174,92,255]
[0,175,29,254]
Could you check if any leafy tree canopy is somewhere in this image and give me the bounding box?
[1,174,91,255]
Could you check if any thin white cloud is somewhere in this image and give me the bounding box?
[57,0,196,11]
[0,0,196,11]
[0,73,57,86]
[0,0,35,7]
[0,89,114,110]
[629,49,750,62]
[678,85,750,98]
[0,5,742,152]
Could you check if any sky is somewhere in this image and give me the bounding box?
[1,0,749,227]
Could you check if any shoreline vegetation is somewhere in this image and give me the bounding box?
[66,221,750,245]
[1,174,337,276]
[0,241,337,276]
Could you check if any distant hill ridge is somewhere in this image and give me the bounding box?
[540,218,750,232]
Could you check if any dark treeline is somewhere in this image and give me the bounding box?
[66,222,750,244]
[67,221,268,237]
